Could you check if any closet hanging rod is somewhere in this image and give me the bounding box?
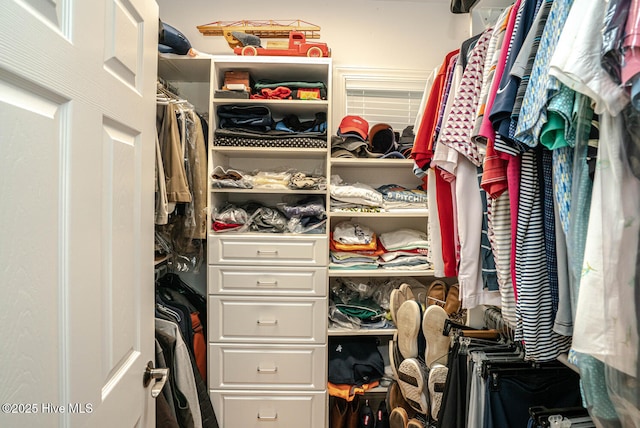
[157,79,181,100]
[157,77,179,96]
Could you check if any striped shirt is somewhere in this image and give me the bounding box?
[515,149,572,361]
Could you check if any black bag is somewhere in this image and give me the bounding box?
[328,337,385,386]
[450,0,480,13]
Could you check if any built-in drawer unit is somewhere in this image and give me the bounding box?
[208,234,329,266]
[209,296,327,343]
[209,343,326,390]
[208,265,327,296]
[209,391,327,428]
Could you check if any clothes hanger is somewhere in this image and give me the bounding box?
[529,405,591,426]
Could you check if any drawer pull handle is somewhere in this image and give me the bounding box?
[257,249,279,256]
[257,366,278,373]
[257,413,278,421]
[256,280,278,287]
[256,319,278,326]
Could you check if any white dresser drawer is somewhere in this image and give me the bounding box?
[210,390,326,428]
[209,343,326,390]
[209,296,327,343]
[208,265,327,296]
[208,234,328,266]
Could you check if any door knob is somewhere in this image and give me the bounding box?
[143,361,169,398]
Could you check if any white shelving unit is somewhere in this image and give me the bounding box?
[206,55,332,428]
[159,52,440,425]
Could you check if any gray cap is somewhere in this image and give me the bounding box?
[331,135,368,152]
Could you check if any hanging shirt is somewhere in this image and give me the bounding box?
[490,0,543,143]
[159,103,192,203]
[601,0,631,84]
[438,28,493,168]
[622,0,640,86]
[574,112,639,377]
[412,49,460,176]
[549,0,629,117]
[514,0,575,148]
[514,149,573,361]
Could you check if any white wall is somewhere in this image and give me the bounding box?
[157,0,471,73]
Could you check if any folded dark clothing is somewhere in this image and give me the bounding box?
[253,79,327,90]
[214,127,326,139]
[217,104,273,131]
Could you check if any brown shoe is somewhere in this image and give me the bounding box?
[386,380,416,419]
[389,407,409,428]
[346,396,361,428]
[407,418,426,428]
[426,280,446,307]
[330,398,349,428]
[443,283,461,315]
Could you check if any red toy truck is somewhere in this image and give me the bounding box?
[233,31,330,57]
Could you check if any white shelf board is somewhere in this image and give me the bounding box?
[211,187,327,194]
[330,158,414,168]
[329,210,428,218]
[212,146,327,157]
[328,269,435,277]
[158,53,211,82]
[328,328,396,337]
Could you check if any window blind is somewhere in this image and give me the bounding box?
[333,67,434,136]
[346,88,424,133]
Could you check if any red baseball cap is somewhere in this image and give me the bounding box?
[337,115,369,141]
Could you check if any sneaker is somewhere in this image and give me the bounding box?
[422,305,450,368]
[389,407,409,428]
[389,332,403,381]
[396,358,429,415]
[390,283,415,326]
[427,363,448,422]
[407,282,429,310]
[396,300,425,359]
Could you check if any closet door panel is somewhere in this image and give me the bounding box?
[0,0,158,426]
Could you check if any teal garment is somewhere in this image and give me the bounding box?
[553,147,574,236]
[539,85,577,236]
[566,94,594,319]
[332,293,386,320]
[540,112,569,150]
[540,84,577,150]
[573,352,622,424]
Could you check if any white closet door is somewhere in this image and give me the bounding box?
[0,1,158,427]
